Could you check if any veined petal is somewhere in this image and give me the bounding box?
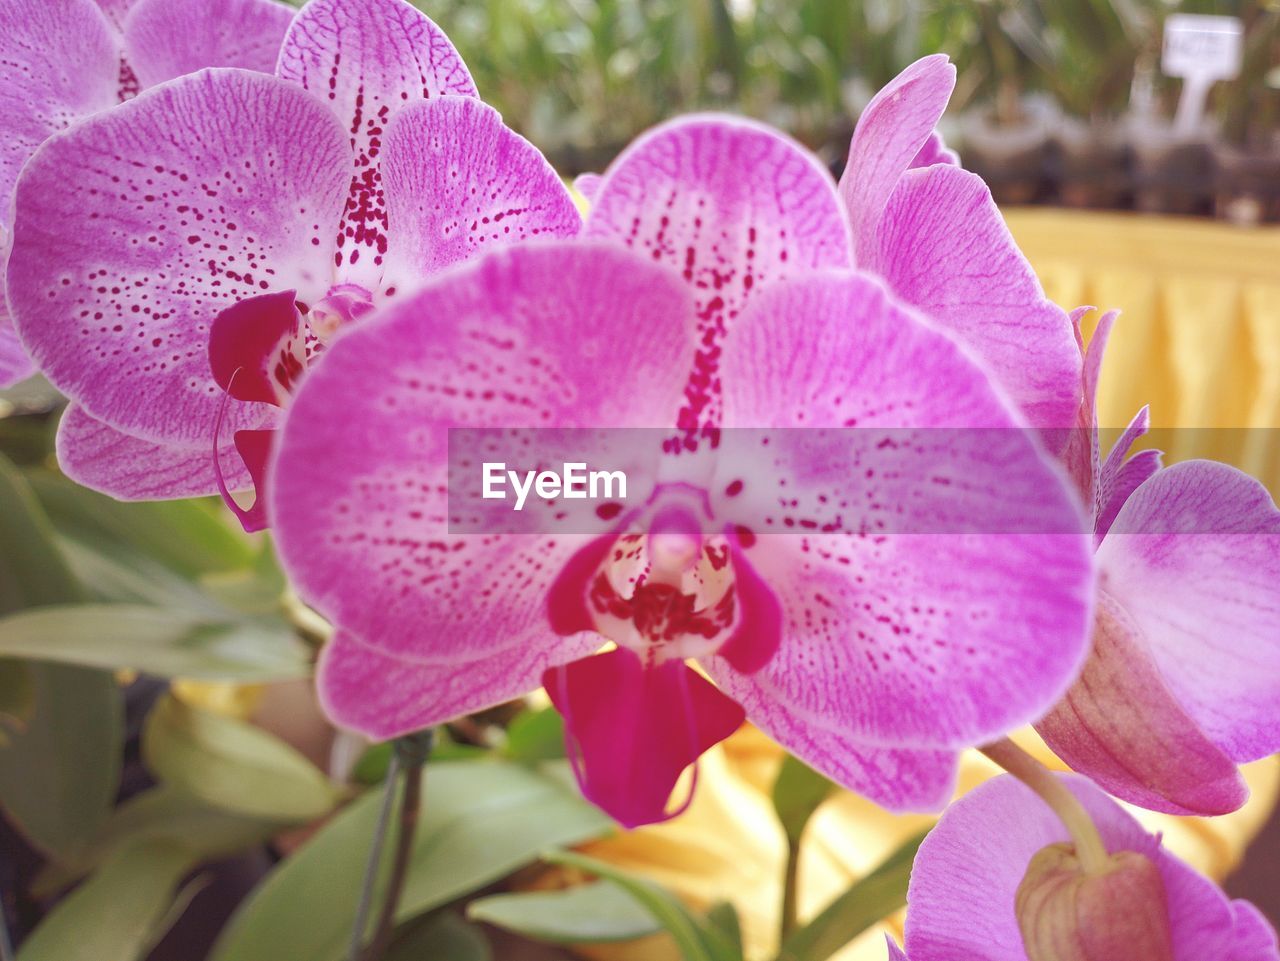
[705,659,957,811]
[277,0,477,288]
[123,0,294,89]
[839,54,955,264]
[910,130,958,169]
[1095,407,1161,544]
[712,272,1093,749]
[318,629,596,740]
[8,69,349,446]
[380,96,580,291]
[270,242,698,665]
[1230,901,1280,961]
[57,403,251,500]
[0,0,120,213]
[904,774,1238,961]
[545,648,745,828]
[584,115,852,433]
[867,164,1081,440]
[1098,461,1280,763]
[1036,591,1248,815]
[94,0,137,30]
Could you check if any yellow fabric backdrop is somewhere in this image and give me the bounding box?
[559,211,1280,961]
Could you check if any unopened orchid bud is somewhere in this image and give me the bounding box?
[1015,844,1175,961]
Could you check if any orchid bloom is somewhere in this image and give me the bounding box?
[1035,311,1280,816]
[269,115,1095,828]
[837,55,1082,449]
[887,773,1279,961]
[0,0,293,387]
[8,0,579,527]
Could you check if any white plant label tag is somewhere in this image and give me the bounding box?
[1163,14,1244,133]
[1164,14,1244,80]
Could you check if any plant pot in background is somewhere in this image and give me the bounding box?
[1129,117,1213,217]
[1055,117,1131,210]
[958,96,1057,207]
[1212,137,1280,226]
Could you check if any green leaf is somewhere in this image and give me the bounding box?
[0,663,122,862]
[773,830,927,961]
[143,694,340,821]
[541,850,734,961]
[386,912,491,961]
[0,454,83,612]
[26,471,253,578]
[35,785,289,894]
[16,838,201,961]
[468,882,660,944]
[704,901,743,957]
[0,604,309,681]
[210,761,612,961]
[771,755,836,844]
[503,706,567,762]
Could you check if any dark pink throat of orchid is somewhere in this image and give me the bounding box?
[209,284,376,532]
[541,497,781,828]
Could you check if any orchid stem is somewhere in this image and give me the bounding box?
[980,738,1110,875]
[1,901,14,961]
[780,838,802,941]
[346,729,435,961]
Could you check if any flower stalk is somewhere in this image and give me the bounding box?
[979,738,1109,875]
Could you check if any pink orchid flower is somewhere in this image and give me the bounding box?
[269,115,1095,828]
[0,0,293,387]
[7,0,579,527]
[887,773,1278,961]
[1036,312,1280,816]
[838,55,1082,449]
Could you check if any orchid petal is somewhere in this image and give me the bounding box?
[706,659,958,811]
[94,0,137,30]
[867,164,1081,440]
[317,629,596,740]
[711,272,1093,749]
[546,647,745,828]
[584,115,852,432]
[215,428,273,533]
[910,131,959,169]
[380,96,580,291]
[8,69,350,446]
[1062,308,1115,505]
[277,0,477,288]
[208,289,305,406]
[270,243,698,665]
[0,0,119,213]
[123,0,294,89]
[839,54,955,264]
[56,403,251,500]
[573,172,602,205]
[1095,407,1161,544]
[1036,591,1248,815]
[886,937,911,961]
[0,308,33,387]
[904,774,1238,961]
[1229,900,1280,961]
[1098,460,1280,763]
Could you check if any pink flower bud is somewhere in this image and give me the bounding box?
[1015,844,1175,961]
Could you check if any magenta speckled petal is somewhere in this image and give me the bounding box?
[57,403,251,500]
[867,164,1080,439]
[317,629,597,740]
[709,272,1093,750]
[277,0,477,289]
[123,0,293,88]
[904,774,1247,961]
[270,243,697,665]
[8,69,350,446]
[1098,460,1280,764]
[584,114,852,431]
[93,0,137,30]
[839,55,954,264]
[0,0,119,212]
[380,96,580,290]
[1036,591,1248,815]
